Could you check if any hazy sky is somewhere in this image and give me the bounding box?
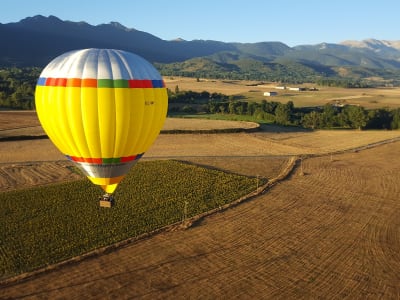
[1,0,399,46]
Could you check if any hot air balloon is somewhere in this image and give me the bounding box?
[35,48,168,207]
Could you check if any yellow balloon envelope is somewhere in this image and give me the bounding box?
[35,48,168,194]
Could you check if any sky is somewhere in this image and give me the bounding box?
[1,0,399,46]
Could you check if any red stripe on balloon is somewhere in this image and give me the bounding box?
[67,155,139,164]
[81,79,97,87]
[121,155,137,162]
[66,78,82,87]
[128,79,153,88]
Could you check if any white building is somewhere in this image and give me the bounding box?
[264,91,278,96]
[289,87,306,91]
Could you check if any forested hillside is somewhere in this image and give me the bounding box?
[1,16,400,85]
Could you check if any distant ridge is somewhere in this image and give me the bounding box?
[1,15,400,83]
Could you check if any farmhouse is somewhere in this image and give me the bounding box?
[289,87,306,91]
[263,91,278,97]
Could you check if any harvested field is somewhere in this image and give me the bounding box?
[161,118,258,132]
[0,111,39,130]
[2,141,400,299]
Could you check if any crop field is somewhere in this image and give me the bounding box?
[0,160,262,279]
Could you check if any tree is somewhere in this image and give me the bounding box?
[366,108,392,129]
[236,101,247,115]
[343,105,369,130]
[260,100,267,112]
[207,101,217,114]
[321,104,336,128]
[275,103,291,125]
[228,101,236,114]
[247,102,257,116]
[302,111,322,129]
[390,108,400,129]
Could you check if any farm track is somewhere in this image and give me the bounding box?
[2,142,400,298]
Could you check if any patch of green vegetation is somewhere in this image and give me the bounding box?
[0,160,263,279]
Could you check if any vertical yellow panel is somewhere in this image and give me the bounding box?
[134,88,156,154]
[36,86,80,157]
[80,87,101,158]
[35,86,63,149]
[97,88,116,158]
[66,87,91,158]
[123,88,145,155]
[54,86,78,156]
[139,88,168,152]
[113,88,131,157]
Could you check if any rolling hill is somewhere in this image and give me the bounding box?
[1,15,400,83]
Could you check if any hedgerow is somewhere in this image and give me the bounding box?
[0,160,263,279]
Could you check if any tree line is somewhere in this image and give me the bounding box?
[0,67,41,109]
[169,89,400,130]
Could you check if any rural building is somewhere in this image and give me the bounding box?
[289,87,306,91]
[275,86,286,90]
[264,91,278,97]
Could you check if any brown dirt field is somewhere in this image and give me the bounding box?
[2,141,400,299]
[0,111,39,130]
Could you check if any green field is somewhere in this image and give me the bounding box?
[0,160,263,280]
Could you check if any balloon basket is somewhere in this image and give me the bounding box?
[99,194,115,208]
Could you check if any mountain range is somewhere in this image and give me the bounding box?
[1,15,400,83]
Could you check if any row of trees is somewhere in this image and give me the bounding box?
[0,67,41,109]
[315,78,373,88]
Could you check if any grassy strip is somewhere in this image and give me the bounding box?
[0,160,264,280]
